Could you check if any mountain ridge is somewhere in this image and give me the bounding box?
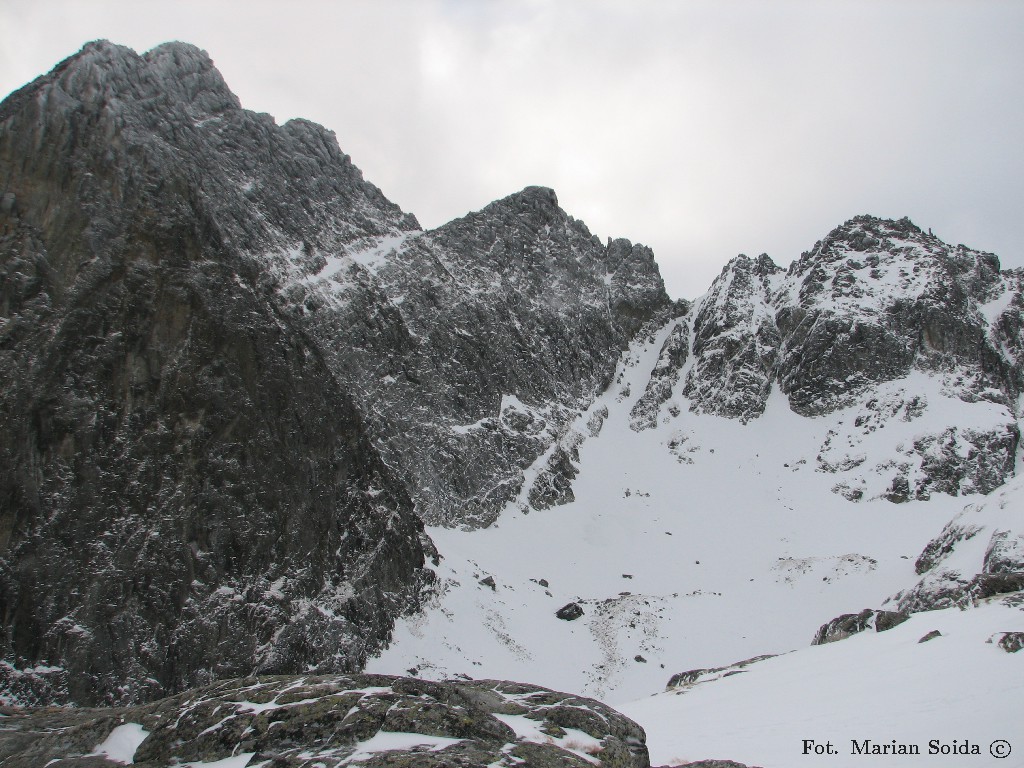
[0,40,1021,768]
[0,40,671,706]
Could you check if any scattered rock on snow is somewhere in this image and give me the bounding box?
[666,655,777,691]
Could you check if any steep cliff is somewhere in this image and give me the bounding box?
[275,185,671,526]
[0,41,671,705]
[0,41,434,706]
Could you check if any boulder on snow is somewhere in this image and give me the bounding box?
[556,602,585,621]
[992,632,1024,653]
[811,609,909,645]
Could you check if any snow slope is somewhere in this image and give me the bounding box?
[368,324,979,704]
[621,599,1024,768]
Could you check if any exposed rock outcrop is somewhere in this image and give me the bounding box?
[889,477,1024,613]
[0,673,651,767]
[630,215,1022,504]
[810,609,909,645]
[638,215,1022,428]
[557,603,585,621]
[684,253,781,422]
[665,654,777,691]
[296,187,672,526]
[631,317,690,430]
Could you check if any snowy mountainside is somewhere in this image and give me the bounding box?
[888,474,1024,613]
[368,319,999,702]
[674,216,1022,423]
[647,216,1021,502]
[365,218,1024,766]
[1,39,1022,768]
[619,466,1024,767]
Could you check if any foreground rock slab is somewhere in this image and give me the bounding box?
[0,673,650,767]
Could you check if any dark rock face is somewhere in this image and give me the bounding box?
[298,188,671,526]
[529,444,582,510]
[775,216,1008,414]
[674,216,1018,420]
[0,673,652,767]
[0,42,437,706]
[683,254,781,422]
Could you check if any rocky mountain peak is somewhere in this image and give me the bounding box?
[805,214,926,259]
[3,39,1022,726]
[141,41,239,114]
[752,251,781,276]
[713,252,784,293]
[8,40,240,121]
[506,184,561,211]
[461,184,575,239]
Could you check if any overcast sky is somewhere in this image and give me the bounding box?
[2,0,1022,299]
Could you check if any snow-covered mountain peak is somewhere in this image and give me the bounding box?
[779,214,1003,317]
[616,216,1024,427]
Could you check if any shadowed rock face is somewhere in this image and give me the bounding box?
[0,41,672,705]
[0,41,433,706]
[0,674,651,768]
[683,253,780,423]
[775,216,1012,415]
[287,185,672,527]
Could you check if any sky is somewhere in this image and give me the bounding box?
[2,0,1022,299]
